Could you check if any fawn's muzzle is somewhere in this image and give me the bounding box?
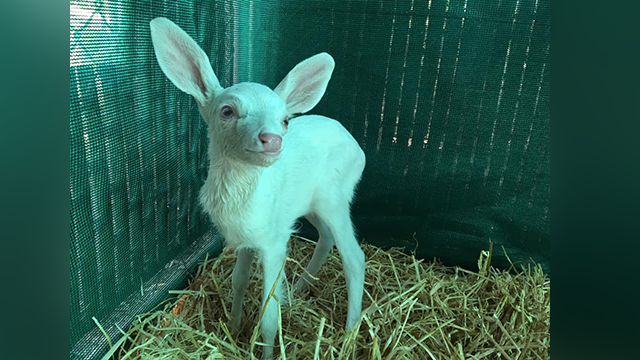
[259,133,282,153]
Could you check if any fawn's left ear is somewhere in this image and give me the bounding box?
[150,17,223,105]
[274,53,335,115]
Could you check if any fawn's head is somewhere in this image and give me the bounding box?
[150,17,335,167]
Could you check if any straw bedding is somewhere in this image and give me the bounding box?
[110,237,550,359]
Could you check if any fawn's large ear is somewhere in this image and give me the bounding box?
[274,53,335,115]
[150,17,222,105]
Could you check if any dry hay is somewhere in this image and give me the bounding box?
[107,237,550,360]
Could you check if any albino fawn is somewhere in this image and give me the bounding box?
[150,18,366,359]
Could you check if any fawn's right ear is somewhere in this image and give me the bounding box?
[150,17,222,105]
[274,53,335,115]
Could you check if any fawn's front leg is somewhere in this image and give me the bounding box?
[259,245,287,360]
[230,247,254,333]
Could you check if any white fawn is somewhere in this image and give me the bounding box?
[150,17,366,359]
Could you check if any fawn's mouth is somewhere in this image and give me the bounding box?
[246,149,281,157]
[260,150,281,157]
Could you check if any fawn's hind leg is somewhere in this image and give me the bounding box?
[295,213,335,292]
[315,200,365,329]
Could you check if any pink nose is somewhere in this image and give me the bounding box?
[259,133,282,153]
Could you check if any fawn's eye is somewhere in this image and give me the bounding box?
[283,118,289,127]
[221,105,234,120]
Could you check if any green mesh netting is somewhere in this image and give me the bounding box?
[70,0,550,358]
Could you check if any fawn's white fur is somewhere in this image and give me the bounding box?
[150,17,366,359]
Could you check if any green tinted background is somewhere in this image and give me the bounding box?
[70,0,550,358]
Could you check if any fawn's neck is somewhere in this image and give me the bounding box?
[200,144,263,218]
